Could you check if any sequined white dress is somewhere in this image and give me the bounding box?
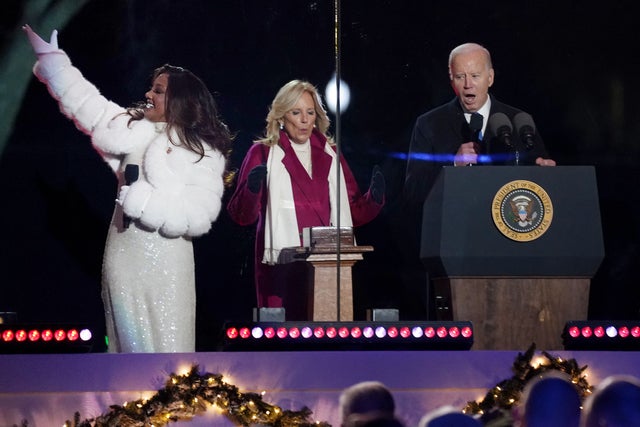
[32,50,226,353]
[101,147,196,353]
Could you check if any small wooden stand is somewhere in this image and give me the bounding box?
[279,244,373,321]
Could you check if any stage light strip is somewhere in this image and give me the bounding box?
[1,325,95,353]
[223,321,473,350]
[564,322,640,340]
[562,321,640,350]
[1,327,92,343]
[227,324,472,341]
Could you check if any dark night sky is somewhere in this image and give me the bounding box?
[2,1,638,351]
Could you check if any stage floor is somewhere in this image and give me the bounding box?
[1,350,639,426]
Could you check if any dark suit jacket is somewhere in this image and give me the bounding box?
[404,95,550,207]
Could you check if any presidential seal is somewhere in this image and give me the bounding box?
[491,180,553,242]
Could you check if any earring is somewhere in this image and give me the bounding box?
[279,122,284,130]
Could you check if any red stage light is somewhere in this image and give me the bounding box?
[264,327,276,338]
[399,327,411,338]
[16,330,27,342]
[41,330,53,341]
[593,326,605,338]
[54,329,66,341]
[237,327,250,339]
[28,330,40,341]
[619,326,630,338]
[424,327,436,338]
[288,327,300,339]
[326,327,337,338]
[387,327,398,338]
[350,327,362,338]
[226,327,238,339]
[2,330,14,341]
[314,327,325,338]
[436,327,448,338]
[461,326,473,338]
[632,326,640,338]
[277,327,288,338]
[581,326,592,338]
[67,329,79,341]
[338,327,350,338]
[449,327,460,338]
[568,326,580,338]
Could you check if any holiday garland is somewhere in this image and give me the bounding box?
[463,343,593,425]
[10,345,595,427]
[61,365,331,427]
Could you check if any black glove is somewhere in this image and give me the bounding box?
[247,164,267,193]
[369,165,385,204]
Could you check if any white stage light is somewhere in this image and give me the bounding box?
[325,74,351,114]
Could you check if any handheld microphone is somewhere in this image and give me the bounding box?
[122,164,139,229]
[513,112,536,150]
[469,112,483,144]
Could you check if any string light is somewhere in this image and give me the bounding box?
[464,343,593,425]
[60,365,330,427]
[49,344,595,427]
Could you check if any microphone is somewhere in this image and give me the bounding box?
[469,112,483,144]
[122,164,139,229]
[488,112,513,148]
[489,112,518,165]
[513,112,536,150]
[466,113,484,165]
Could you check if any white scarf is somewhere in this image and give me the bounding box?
[262,141,353,265]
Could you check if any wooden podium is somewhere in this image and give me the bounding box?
[422,166,604,350]
[280,227,373,321]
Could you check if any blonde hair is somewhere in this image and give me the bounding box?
[256,80,332,146]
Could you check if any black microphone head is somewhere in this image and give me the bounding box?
[488,112,513,148]
[124,164,139,184]
[488,112,512,135]
[513,112,536,149]
[513,112,535,134]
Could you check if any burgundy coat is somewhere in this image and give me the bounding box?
[227,129,383,315]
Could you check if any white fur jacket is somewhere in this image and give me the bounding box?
[33,50,225,238]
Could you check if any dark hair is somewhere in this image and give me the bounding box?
[339,381,395,422]
[126,64,234,181]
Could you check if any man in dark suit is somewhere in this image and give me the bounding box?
[405,42,556,207]
[397,42,556,319]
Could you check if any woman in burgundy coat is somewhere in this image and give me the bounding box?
[227,80,384,320]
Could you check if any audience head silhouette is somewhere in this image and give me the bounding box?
[418,405,481,427]
[582,374,640,427]
[517,371,581,427]
[339,381,395,426]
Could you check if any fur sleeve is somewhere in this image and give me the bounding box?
[33,50,127,173]
[33,50,124,136]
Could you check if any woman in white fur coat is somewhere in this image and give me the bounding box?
[23,25,233,353]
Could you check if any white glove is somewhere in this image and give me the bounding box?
[23,24,59,55]
[116,185,130,206]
